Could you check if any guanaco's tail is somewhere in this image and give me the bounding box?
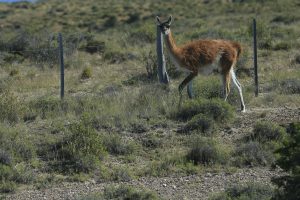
[230,41,242,59]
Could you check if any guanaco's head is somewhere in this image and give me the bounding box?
[156,15,172,35]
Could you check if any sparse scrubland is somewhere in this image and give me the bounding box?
[0,0,299,199]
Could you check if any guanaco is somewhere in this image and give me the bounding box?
[156,16,246,112]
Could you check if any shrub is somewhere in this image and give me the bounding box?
[179,114,215,135]
[193,76,222,99]
[0,124,36,164]
[210,182,274,200]
[0,90,24,123]
[111,166,134,182]
[49,118,106,173]
[103,15,118,28]
[141,50,158,80]
[0,181,16,193]
[272,41,291,51]
[186,137,229,165]
[77,185,160,200]
[9,69,20,77]
[141,134,162,149]
[29,96,63,119]
[128,23,156,45]
[84,40,105,54]
[234,142,274,167]
[0,125,36,192]
[278,79,300,94]
[251,121,287,144]
[102,185,159,200]
[102,134,136,156]
[272,123,300,200]
[175,98,234,123]
[81,67,92,80]
[145,155,183,177]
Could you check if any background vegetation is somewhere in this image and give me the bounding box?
[0,0,299,199]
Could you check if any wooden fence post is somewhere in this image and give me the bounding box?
[253,18,259,97]
[156,25,169,84]
[58,33,65,99]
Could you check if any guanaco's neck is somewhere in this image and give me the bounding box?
[164,31,180,56]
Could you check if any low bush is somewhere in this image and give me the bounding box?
[145,155,183,177]
[0,90,24,123]
[78,185,160,200]
[141,134,162,149]
[179,114,215,135]
[80,67,92,80]
[210,182,274,200]
[272,123,300,200]
[102,133,136,156]
[193,76,222,99]
[186,136,229,165]
[0,125,36,192]
[48,117,106,173]
[251,121,287,144]
[234,141,274,167]
[272,41,291,51]
[111,166,134,182]
[29,96,65,119]
[175,98,234,123]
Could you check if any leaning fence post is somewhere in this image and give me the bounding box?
[58,33,65,99]
[253,18,259,97]
[156,25,169,84]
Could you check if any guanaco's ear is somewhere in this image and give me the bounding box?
[167,15,173,25]
[156,16,162,25]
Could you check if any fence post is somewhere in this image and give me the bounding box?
[58,33,65,99]
[187,81,193,98]
[156,25,169,84]
[253,18,259,97]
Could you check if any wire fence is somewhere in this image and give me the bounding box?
[0,20,296,99]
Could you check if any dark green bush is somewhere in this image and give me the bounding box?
[141,134,162,149]
[272,123,300,200]
[193,76,222,99]
[81,67,92,80]
[84,40,105,54]
[210,182,274,200]
[102,185,160,200]
[234,141,274,167]
[186,137,229,165]
[102,134,136,156]
[179,114,215,135]
[251,121,287,144]
[175,98,234,122]
[272,42,291,51]
[0,90,24,123]
[49,118,106,173]
[0,125,36,192]
[78,185,160,200]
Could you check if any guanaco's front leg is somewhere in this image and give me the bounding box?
[178,72,197,109]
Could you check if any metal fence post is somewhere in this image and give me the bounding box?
[187,81,193,98]
[58,33,65,99]
[156,25,169,84]
[253,18,259,97]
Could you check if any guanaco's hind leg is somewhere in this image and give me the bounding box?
[222,72,231,101]
[178,72,197,109]
[230,69,246,112]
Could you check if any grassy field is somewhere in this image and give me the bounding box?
[0,0,299,199]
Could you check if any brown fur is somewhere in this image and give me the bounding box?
[165,31,241,75]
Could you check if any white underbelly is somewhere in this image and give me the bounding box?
[199,63,220,75]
